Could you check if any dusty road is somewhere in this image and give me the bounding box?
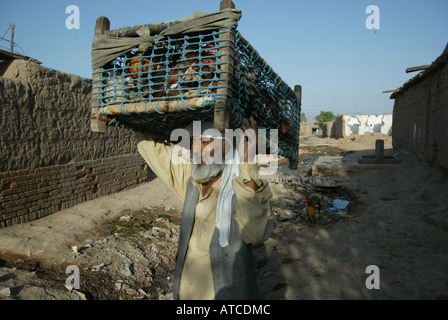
[1,133,448,300]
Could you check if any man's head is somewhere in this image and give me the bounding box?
[185,121,230,184]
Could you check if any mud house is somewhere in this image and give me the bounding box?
[300,122,320,136]
[390,43,448,174]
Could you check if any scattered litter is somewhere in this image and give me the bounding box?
[2,205,179,299]
[158,292,174,300]
[119,215,132,222]
[138,288,147,296]
[164,205,175,211]
[91,263,105,272]
[115,280,123,291]
[0,287,11,297]
[73,290,87,300]
[121,263,134,277]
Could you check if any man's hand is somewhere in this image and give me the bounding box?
[238,116,262,191]
[238,116,258,163]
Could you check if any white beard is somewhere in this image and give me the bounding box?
[191,163,226,184]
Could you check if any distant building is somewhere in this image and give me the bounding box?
[300,122,320,136]
[321,114,392,138]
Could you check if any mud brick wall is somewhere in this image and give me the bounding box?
[392,61,448,174]
[0,155,147,228]
[0,59,148,228]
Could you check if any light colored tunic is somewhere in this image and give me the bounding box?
[137,136,272,300]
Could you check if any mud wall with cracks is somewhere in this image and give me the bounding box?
[0,60,148,228]
[391,60,448,174]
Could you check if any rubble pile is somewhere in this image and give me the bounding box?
[59,206,182,300]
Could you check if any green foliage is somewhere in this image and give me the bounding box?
[300,112,307,123]
[315,111,336,126]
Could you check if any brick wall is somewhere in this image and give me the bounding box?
[0,155,147,228]
[0,59,149,228]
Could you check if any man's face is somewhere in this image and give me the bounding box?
[190,136,228,184]
[191,136,227,165]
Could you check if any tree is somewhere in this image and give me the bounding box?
[315,111,336,126]
[300,112,307,123]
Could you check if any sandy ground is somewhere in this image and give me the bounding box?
[1,133,448,300]
[260,150,448,299]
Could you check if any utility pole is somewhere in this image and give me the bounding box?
[9,23,15,53]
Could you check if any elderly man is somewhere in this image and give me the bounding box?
[137,117,272,300]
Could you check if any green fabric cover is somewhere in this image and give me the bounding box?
[91,9,242,70]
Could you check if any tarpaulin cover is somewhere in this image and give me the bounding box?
[91,9,242,70]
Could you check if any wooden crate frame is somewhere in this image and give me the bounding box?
[90,1,302,168]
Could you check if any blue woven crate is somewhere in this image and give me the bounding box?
[92,27,300,161]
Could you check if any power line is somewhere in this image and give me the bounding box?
[0,24,24,54]
[1,27,9,41]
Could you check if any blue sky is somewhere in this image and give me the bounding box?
[1,0,447,121]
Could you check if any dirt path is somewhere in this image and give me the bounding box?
[257,155,448,299]
[1,133,448,300]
